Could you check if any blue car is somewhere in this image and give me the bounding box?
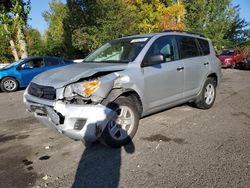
[0,56,74,92]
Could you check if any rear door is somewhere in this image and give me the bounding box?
[143,35,184,110]
[177,36,210,98]
[17,58,45,86]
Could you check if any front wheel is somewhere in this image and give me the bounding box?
[0,77,19,92]
[231,62,236,69]
[194,78,216,109]
[100,96,139,148]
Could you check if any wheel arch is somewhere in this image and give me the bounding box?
[102,88,143,117]
[0,76,20,86]
[207,73,218,87]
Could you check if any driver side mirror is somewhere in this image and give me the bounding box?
[142,54,164,67]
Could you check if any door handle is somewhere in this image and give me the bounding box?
[177,66,184,71]
[204,62,209,66]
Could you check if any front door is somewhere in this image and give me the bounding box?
[18,58,45,86]
[142,36,184,111]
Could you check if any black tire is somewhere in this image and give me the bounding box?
[238,62,243,68]
[194,77,216,109]
[231,62,236,69]
[0,77,19,92]
[100,96,139,148]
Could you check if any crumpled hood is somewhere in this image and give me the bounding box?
[32,63,127,88]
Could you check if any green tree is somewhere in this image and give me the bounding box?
[224,5,249,47]
[0,25,13,63]
[0,0,31,60]
[63,0,138,57]
[64,0,186,57]
[25,27,44,56]
[42,0,68,56]
[184,0,249,49]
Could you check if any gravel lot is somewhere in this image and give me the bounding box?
[0,69,250,188]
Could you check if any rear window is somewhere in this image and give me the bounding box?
[178,36,199,59]
[198,39,210,55]
[220,49,235,56]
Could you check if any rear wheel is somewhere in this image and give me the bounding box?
[231,62,236,69]
[100,96,139,148]
[194,77,216,109]
[0,77,18,92]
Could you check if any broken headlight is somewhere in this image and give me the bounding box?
[69,80,101,97]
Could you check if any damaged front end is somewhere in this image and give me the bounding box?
[23,70,128,142]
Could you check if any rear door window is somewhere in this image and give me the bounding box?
[177,36,199,59]
[45,58,61,66]
[198,39,210,55]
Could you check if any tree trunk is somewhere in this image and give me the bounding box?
[176,0,181,23]
[3,24,19,61]
[15,13,28,59]
[9,39,20,61]
[17,27,28,59]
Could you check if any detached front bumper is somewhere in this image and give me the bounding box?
[23,90,116,142]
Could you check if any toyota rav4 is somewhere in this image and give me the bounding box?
[23,30,222,147]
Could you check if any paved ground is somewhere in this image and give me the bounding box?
[0,69,250,188]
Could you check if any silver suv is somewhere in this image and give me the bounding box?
[23,30,222,147]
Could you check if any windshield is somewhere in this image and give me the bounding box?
[84,37,150,63]
[220,50,235,56]
[2,60,23,69]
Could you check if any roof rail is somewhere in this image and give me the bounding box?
[162,30,206,38]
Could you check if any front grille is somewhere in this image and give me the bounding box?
[28,83,56,100]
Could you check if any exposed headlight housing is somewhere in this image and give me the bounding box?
[71,80,101,97]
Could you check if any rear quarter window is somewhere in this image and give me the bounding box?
[177,36,199,59]
[198,39,210,55]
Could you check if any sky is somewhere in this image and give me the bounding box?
[28,0,250,35]
[28,0,66,34]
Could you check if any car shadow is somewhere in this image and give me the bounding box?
[0,87,25,93]
[72,101,135,188]
[236,66,250,71]
[72,141,135,188]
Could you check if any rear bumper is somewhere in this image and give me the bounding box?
[23,90,116,142]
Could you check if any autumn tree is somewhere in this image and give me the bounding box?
[125,0,186,33]
[158,1,186,30]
